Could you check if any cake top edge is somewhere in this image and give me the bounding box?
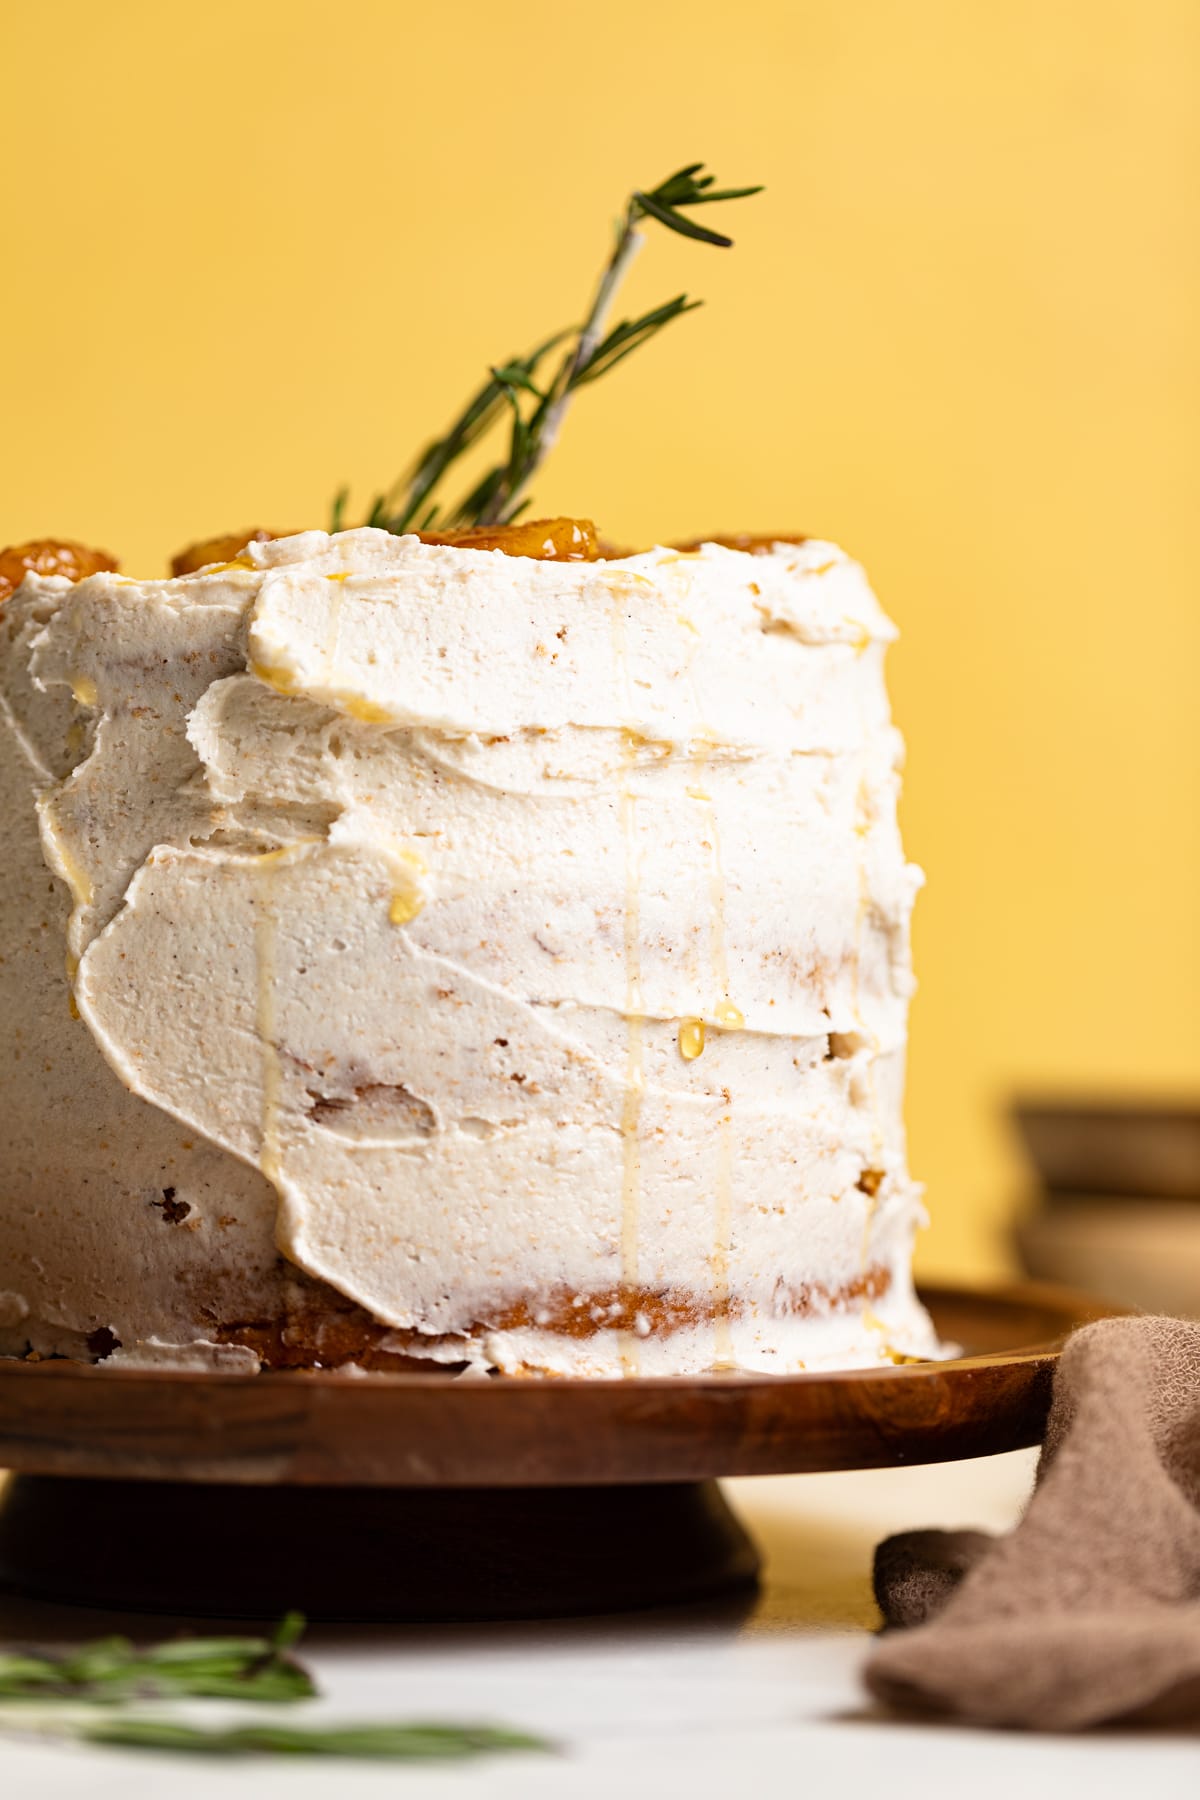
[1,521,828,602]
[227,524,839,579]
[2,526,898,660]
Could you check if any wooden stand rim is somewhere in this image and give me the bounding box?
[0,1281,1122,1489]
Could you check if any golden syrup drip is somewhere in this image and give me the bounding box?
[619,1019,645,1372]
[387,843,428,925]
[678,1017,706,1061]
[205,556,256,575]
[618,739,645,1379]
[254,580,356,714]
[711,1103,736,1370]
[38,803,94,910]
[169,530,282,578]
[859,1185,880,1272]
[336,693,395,725]
[389,890,422,926]
[860,1305,918,1364]
[39,798,93,1018]
[249,659,299,697]
[318,584,399,726]
[254,864,286,1188]
[687,738,744,1369]
[690,738,742,1031]
[610,583,647,1376]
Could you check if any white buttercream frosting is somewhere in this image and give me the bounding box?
[0,530,935,1373]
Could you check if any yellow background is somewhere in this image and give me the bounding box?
[3,0,1197,1279]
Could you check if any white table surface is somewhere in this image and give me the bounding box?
[0,1450,1195,1797]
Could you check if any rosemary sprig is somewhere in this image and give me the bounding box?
[0,1616,550,1762]
[74,1718,550,1759]
[341,326,572,538]
[340,161,762,534]
[0,1613,313,1705]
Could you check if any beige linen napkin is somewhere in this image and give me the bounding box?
[865,1315,1200,1729]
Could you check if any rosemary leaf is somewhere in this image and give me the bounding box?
[630,189,736,247]
[490,363,545,397]
[573,294,703,387]
[650,161,707,197]
[641,165,764,210]
[676,185,765,206]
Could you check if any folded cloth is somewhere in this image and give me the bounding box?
[864,1314,1200,1730]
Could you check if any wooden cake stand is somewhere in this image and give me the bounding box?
[0,1282,1118,1621]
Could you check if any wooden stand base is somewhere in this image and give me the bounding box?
[0,1475,760,1622]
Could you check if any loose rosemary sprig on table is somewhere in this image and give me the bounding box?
[333,161,762,536]
[72,1718,549,1759]
[0,1613,312,1705]
[4,1710,548,1761]
[0,1615,550,1762]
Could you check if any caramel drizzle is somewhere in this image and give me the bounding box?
[612,586,646,1377]
[688,735,743,1367]
[617,745,645,1378]
[692,738,743,1032]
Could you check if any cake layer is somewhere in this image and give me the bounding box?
[0,532,935,1373]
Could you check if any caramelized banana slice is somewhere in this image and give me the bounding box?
[673,531,810,555]
[172,518,605,571]
[170,529,289,578]
[418,517,602,562]
[0,539,119,606]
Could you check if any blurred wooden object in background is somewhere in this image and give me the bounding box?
[1013,1102,1200,1318]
